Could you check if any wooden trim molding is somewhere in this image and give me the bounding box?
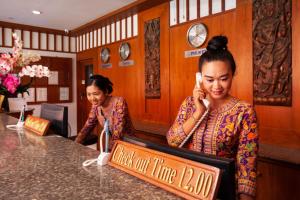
[0,21,68,36]
[1,27,4,46]
[71,0,169,36]
[176,0,179,24]
[0,21,75,53]
[186,0,189,21]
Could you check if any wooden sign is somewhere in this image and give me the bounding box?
[24,115,50,136]
[108,141,221,200]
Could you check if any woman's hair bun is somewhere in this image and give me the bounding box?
[207,35,228,51]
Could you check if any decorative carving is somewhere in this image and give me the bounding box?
[253,0,292,106]
[145,18,160,98]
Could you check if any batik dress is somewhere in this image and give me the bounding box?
[167,96,258,197]
[76,96,134,149]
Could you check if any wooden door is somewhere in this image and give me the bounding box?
[77,59,94,133]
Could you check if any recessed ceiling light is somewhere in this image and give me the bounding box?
[32,10,41,15]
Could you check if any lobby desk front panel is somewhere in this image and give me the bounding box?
[0,114,180,200]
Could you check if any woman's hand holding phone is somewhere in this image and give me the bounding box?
[193,85,207,119]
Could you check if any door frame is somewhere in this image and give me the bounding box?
[76,59,94,133]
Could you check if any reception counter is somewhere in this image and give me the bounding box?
[1,113,299,200]
[0,114,180,199]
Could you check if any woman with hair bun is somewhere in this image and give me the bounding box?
[75,75,134,149]
[167,36,258,199]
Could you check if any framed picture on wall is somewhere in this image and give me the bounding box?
[36,88,47,102]
[23,88,35,102]
[48,71,59,85]
[59,87,69,101]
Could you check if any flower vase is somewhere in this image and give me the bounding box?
[0,93,17,112]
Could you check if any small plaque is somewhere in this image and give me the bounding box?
[184,48,207,58]
[119,60,134,67]
[101,63,112,68]
[109,141,221,200]
[24,115,50,136]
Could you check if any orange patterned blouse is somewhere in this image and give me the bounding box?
[77,96,134,148]
[167,96,259,197]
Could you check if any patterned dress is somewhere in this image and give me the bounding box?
[167,96,258,197]
[76,96,134,149]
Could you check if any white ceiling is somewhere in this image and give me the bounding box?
[0,0,137,30]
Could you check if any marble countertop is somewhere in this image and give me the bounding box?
[0,114,181,200]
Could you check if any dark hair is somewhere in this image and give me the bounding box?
[87,75,113,94]
[199,35,236,75]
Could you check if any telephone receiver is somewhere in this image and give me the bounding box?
[196,72,210,109]
[178,73,210,148]
[82,120,111,167]
[6,105,26,130]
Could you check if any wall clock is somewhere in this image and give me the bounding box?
[101,47,110,63]
[119,42,131,60]
[187,23,208,48]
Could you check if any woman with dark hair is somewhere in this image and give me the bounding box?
[167,36,258,200]
[75,75,134,149]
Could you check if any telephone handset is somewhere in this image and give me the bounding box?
[82,119,111,167]
[6,105,26,130]
[195,72,210,108]
[178,72,210,148]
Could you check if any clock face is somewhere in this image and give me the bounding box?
[101,48,110,63]
[187,23,208,48]
[119,42,131,60]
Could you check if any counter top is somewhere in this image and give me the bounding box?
[259,143,300,165]
[258,127,300,165]
[0,114,180,200]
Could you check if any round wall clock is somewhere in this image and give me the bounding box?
[101,47,110,63]
[119,42,131,60]
[187,23,208,48]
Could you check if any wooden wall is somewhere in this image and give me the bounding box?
[255,0,300,148]
[77,2,171,134]
[77,0,300,147]
[170,0,252,120]
[76,1,300,198]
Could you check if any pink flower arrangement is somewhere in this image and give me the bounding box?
[0,33,50,95]
[2,74,20,94]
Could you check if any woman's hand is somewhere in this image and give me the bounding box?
[192,85,206,118]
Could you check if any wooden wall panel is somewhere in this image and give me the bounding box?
[137,3,170,128]
[169,2,251,121]
[292,0,300,131]
[255,0,300,144]
[96,38,141,122]
[257,159,300,200]
[77,3,170,134]
[76,0,300,147]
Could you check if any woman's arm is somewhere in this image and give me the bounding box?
[75,106,99,143]
[110,97,131,148]
[236,106,259,198]
[166,96,206,147]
